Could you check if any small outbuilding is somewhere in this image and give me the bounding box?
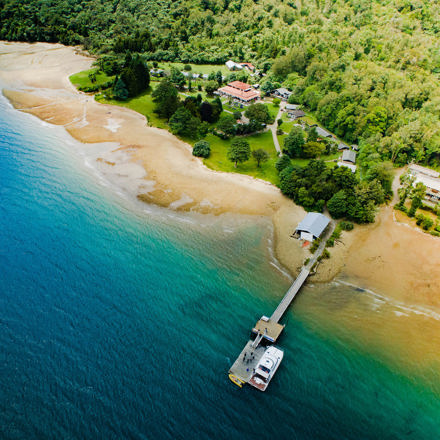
[226,60,242,71]
[342,149,356,164]
[351,144,359,151]
[316,127,333,138]
[285,104,300,111]
[338,142,350,151]
[295,212,330,242]
[273,88,292,101]
[288,109,305,120]
[337,162,357,173]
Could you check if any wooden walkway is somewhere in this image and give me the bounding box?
[270,266,310,323]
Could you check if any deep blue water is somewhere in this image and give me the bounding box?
[1,95,440,439]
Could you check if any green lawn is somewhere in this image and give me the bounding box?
[203,131,280,185]
[267,102,281,120]
[69,68,114,89]
[95,89,167,129]
[156,62,229,75]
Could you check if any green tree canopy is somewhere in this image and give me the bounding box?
[275,154,291,172]
[113,77,129,100]
[120,55,149,97]
[205,80,219,96]
[244,103,273,125]
[284,126,305,158]
[217,114,236,137]
[302,141,325,158]
[152,79,179,120]
[169,107,200,138]
[252,149,270,167]
[170,67,186,89]
[228,139,251,167]
[192,140,211,158]
[327,190,348,218]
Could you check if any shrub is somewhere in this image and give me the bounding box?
[233,111,242,120]
[309,238,321,253]
[326,238,334,247]
[415,213,424,226]
[430,231,440,237]
[322,249,330,259]
[192,140,211,158]
[273,98,281,106]
[331,229,341,240]
[275,154,291,172]
[340,221,354,231]
[422,217,433,230]
[183,64,192,71]
[394,204,408,213]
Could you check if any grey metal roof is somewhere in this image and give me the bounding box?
[289,109,305,118]
[296,212,330,238]
[338,142,349,150]
[275,88,291,95]
[342,149,356,163]
[285,104,299,110]
[316,127,333,138]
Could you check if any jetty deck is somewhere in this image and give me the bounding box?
[228,340,266,383]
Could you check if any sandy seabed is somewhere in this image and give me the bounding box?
[1,41,440,309]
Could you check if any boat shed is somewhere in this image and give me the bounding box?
[295,212,330,242]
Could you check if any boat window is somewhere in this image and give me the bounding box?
[259,365,270,374]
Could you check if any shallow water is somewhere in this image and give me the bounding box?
[1,95,440,439]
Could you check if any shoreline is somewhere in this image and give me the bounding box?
[0,42,309,276]
[1,42,440,308]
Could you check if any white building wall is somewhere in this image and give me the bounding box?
[300,231,314,242]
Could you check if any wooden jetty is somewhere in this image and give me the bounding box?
[228,221,334,389]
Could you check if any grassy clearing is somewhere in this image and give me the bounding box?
[155,62,229,75]
[69,68,114,89]
[267,102,280,120]
[203,131,280,185]
[95,89,167,129]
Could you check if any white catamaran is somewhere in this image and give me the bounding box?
[248,346,284,391]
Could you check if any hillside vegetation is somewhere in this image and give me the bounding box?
[1,0,440,168]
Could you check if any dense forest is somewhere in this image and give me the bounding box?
[1,0,440,168]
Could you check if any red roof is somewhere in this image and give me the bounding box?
[218,84,260,101]
[239,63,255,70]
[228,81,252,91]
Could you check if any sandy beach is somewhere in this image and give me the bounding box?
[1,41,440,308]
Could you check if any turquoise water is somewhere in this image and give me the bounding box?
[1,95,440,439]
